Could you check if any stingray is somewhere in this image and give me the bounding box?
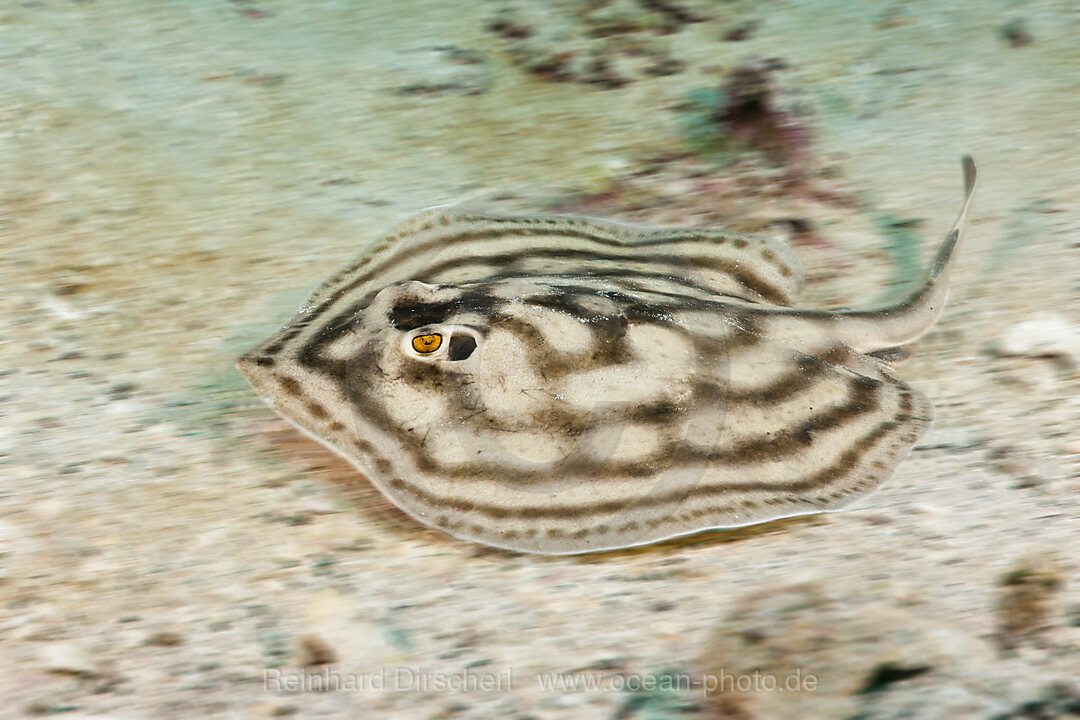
[238,157,977,554]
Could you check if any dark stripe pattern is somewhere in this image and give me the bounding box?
[237,206,945,554]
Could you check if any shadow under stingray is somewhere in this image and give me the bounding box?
[248,419,420,545]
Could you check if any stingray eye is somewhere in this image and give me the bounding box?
[411,333,443,354]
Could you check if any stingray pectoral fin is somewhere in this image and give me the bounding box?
[828,156,978,353]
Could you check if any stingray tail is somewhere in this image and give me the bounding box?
[830,156,978,353]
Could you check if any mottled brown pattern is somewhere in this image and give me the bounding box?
[237,158,976,553]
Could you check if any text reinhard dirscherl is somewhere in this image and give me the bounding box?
[264,667,818,695]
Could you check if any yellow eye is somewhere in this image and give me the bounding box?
[411,333,443,354]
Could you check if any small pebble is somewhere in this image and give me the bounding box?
[144,631,185,647]
[997,549,1064,649]
[297,634,338,666]
[722,19,760,42]
[1000,19,1034,47]
[998,314,1080,367]
[39,642,97,677]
